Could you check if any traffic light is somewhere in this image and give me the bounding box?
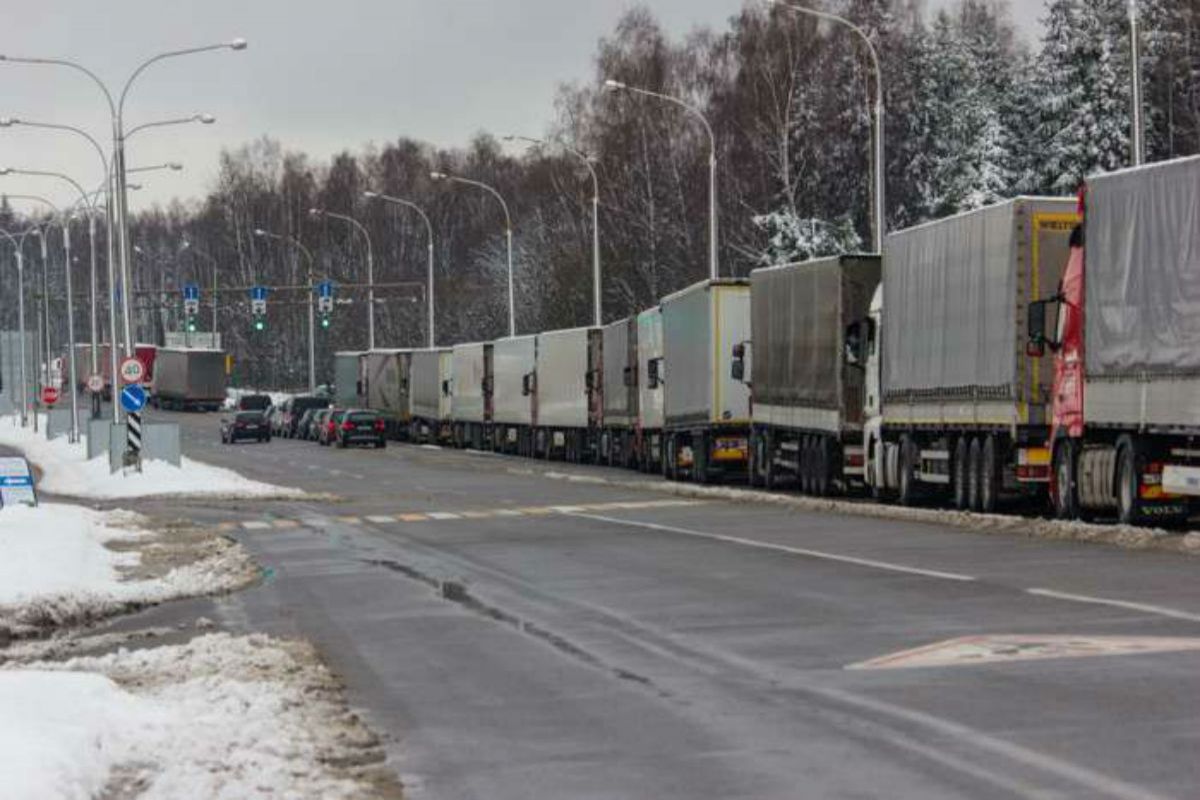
[320,314,331,330]
[318,293,333,330]
[251,296,267,332]
[253,315,266,332]
[187,319,197,333]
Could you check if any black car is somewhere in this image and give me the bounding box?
[237,393,273,412]
[283,396,331,438]
[221,411,271,444]
[335,409,386,449]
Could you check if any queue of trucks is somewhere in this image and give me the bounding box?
[326,156,1200,526]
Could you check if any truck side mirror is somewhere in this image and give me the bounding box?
[646,358,661,389]
[731,342,746,382]
[623,366,636,387]
[441,379,451,396]
[521,374,531,396]
[1027,299,1049,357]
[844,322,865,368]
[521,372,536,396]
[585,371,595,391]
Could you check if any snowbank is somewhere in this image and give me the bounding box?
[2,633,400,799]
[0,414,303,499]
[223,387,294,410]
[0,503,256,634]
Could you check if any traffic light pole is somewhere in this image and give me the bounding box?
[307,274,316,394]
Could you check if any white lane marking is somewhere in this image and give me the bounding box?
[366,515,397,524]
[427,512,461,520]
[241,521,272,531]
[572,513,976,582]
[550,505,587,513]
[1026,588,1200,624]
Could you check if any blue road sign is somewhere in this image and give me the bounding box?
[317,280,334,298]
[250,285,269,301]
[0,456,37,508]
[120,383,147,414]
[183,283,200,301]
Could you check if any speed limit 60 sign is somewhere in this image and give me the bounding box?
[119,357,145,385]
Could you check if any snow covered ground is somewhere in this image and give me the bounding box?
[223,387,295,410]
[0,503,256,636]
[0,414,304,499]
[1,633,401,799]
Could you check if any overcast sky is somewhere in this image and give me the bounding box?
[0,0,1046,212]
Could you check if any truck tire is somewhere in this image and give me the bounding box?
[1053,440,1080,520]
[898,435,919,506]
[813,436,832,497]
[980,435,1000,514]
[1115,436,1145,526]
[763,431,777,491]
[967,438,983,511]
[798,437,813,495]
[953,437,970,510]
[694,433,710,484]
[663,435,676,481]
[748,433,763,488]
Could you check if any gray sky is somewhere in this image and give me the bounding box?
[0,0,1046,212]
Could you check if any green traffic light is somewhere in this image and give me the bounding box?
[254,319,265,331]
[187,321,197,333]
[320,316,331,329]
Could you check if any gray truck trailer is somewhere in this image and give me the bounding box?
[859,197,1078,509]
[153,348,226,412]
[450,342,493,450]
[635,306,665,472]
[409,348,453,444]
[600,316,638,467]
[491,335,537,455]
[660,278,752,482]
[364,349,413,438]
[534,326,602,461]
[737,255,880,494]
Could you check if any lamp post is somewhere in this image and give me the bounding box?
[768,0,885,252]
[254,229,318,392]
[504,135,603,327]
[604,79,719,279]
[308,208,376,350]
[363,191,436,347]
[181,240,219,344]
[0,227,38,425]
[430,171,516,337]
[1129,0,1145,166]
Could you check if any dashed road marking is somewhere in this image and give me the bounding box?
[241,521,273,531]
[1025,588,1200,624]
[427,512,462,520]
[848,634,1200,670]
[569,512,976,583]
[366,515,398,524]
[399,513,428,522]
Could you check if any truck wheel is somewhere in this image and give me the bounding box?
[763,432,777,491]
[1053,441,1080,520]
[898,435,919,506]
[967,438,983,511]
[953,437,970,510]
[663,435,675,480]
[797,437,811,494]
[748,433,763,488]
[1116,436,1145,526]
[694,433,710,484]
[980,436,1000,513]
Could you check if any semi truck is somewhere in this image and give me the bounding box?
[855,197,1078,509]
[450,341,493,450]
[534,327,603,461]
[660,278,751,482]
[1028,156,1200,524]
[736,255,880,493]
[152,348,226,411]
[600,316,638,467]
[491,335,537,455]
[333,351,366,408]
[410,347,453,444]
[364,349,413,438]
[635,306,665,472]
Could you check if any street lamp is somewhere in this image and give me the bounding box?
[125,113,215,141]
[253,228,318,392]
[768,0,885,252]
[1129,0,1145,166]
[363,190,436,347]
[430,170,516,337]
[308,208,376,350]
[604,78,719,279]
[180,239,219,342]
[0,226,39,426]
[504,135,603,327]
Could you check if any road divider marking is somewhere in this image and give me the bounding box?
[241,521,273,531]
[570,512,976,583]
[427,512,462,520]
[399,513,429,522]
[366,515,398,524]
[848,634,1200,670]
[1025,588,1200,624]
[271,520,299,530]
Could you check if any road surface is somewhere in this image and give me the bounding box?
[117,409,1200,799]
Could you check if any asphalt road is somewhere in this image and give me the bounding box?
[124,409,1200,800]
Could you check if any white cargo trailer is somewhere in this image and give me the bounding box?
[635,306,664,471]
[153,348,226,412]
[491,335,537,455]
[660,278,751,482]
[600,316,638,467]
[450,341,493,449]
[410,348,453,443]
[333,351,365,408]
[534,326,602,461]
[364,349,414,438]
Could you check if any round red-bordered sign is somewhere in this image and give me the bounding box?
[119,357,145,385]
[86,373,105,393]
[41,386,60,406]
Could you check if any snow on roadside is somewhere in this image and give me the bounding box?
[0,503,256,636]
[0,413,304,500]
[1,633,401,800]
[223,387,294,410]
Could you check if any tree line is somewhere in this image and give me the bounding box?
[2,0,1198,390]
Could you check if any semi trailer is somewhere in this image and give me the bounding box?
[737,255,880,493]
[333,351,366,408]
[534,327,602,461]
[450,341,493,450]
[660,278,752,482]
[410,347,453,444]
[491,335,537,455]
[635,306,665,472]
[1029,156,1200,524]
[152,348,226,411]
[856,197,1078,509]
[600,316,638,467]
[364,349,413,438]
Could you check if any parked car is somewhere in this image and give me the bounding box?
[282,396,331,438]
[221,411,270,444]
[318,409,345,446]
[267,405,287,436]
[296,408,321,441]
[237,393,273,412]
[335,409,387,449]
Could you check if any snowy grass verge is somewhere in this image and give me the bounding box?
[507,465,1200,556]
[1,632,402,800]
[0,413,306,500]
[0,503,257,639]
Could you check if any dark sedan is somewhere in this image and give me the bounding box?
[335,409,386,449]
[221,411,271,444]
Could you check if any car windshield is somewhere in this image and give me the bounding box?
[236,412,264,422]
[349,412,377,422]
[293,397,330,413]
[239,395,271,410]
